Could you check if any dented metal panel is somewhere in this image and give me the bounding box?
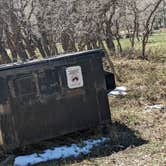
[0,49,113,150]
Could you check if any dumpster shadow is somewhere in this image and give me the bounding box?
[17,122,148,166]
[44,122,148,165]
[0,122,148,165]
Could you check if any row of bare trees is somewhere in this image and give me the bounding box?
[0,0,164,64]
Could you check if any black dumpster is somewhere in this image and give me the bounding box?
[0,49,115,150]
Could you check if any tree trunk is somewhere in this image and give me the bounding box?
[33,35,47,58]
[16,40,29,61]
[105,22,115,53]
[23,35,37,59]
[6,32,18,62]
[141,0,162,58]
[104,49,121,82]
[41,33,51,56]
[115,20,123,54]
[116,37,123,53]
[105,37,115,53]
[0,43,11,63]
[142,37,147,59]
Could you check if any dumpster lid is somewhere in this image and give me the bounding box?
[0,49,104,72]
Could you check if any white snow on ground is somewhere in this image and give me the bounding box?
[144,104,165,112]
[108,86,127,96]
[14,137,109,166]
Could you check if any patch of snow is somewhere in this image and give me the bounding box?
[144,109,153,113]
[108,86,127,96]
[144,104,165,112]
[14,137,109,166]
[146,104,164,109]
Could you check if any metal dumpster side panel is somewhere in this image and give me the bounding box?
[0,114,19,149]
[11,59,102,146]
[92,58,111,124]
[0,49,111,149]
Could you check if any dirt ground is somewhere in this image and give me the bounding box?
[0,54,166,166]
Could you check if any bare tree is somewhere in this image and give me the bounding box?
[0,0,164,64]
[140,0,162,59]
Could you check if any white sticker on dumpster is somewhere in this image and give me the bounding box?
[66,66,83,89]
